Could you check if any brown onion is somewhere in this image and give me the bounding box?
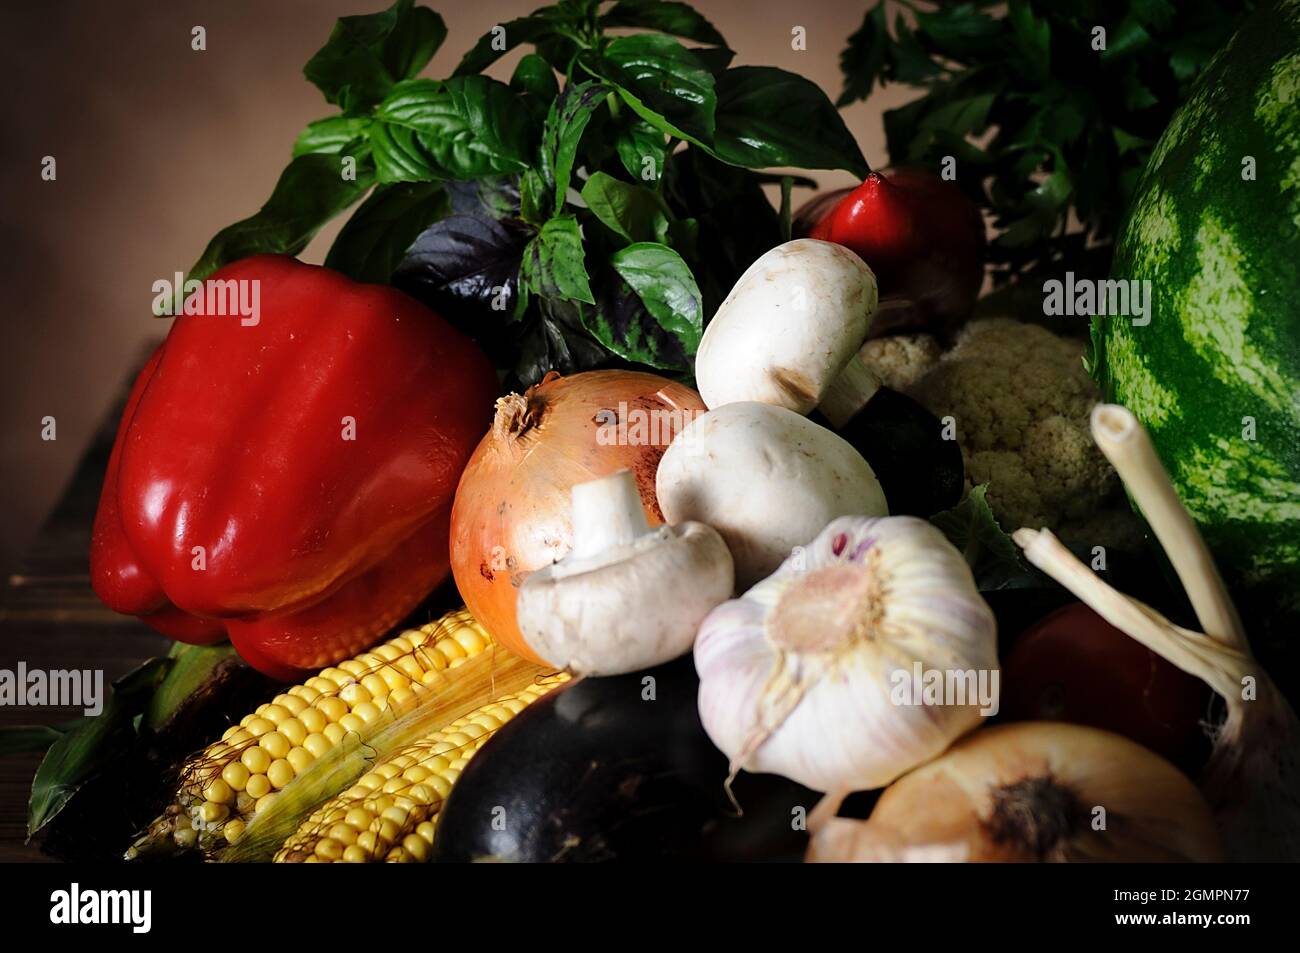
[449,370,706,662]
[807,722,1222,863]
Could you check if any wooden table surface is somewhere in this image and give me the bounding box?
[0,362,173,862]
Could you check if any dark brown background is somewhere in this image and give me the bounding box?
[0,0,912,574]
[0,1,913,861]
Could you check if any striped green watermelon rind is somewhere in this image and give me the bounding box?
[1093,0,1300,610]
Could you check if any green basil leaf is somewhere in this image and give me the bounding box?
[581,171,671,244]
[325,181,450,283]
[686,46,736,77]
[593,35,717,146]
[599,0,726,46]
[370,123,439,182]
[615,118,668,183]
[519,169,549,226]
[519,296,611,387]
[373,77,536,181]
[713,67,869,176]
[521,215,594,304]
[512,53,560,102]
[542,80,611,211]
[511,53,560,127]
[28,658,170,836]
[293,115,373,157]
[304,0,447,113]
[663,147,781,316]
[453,14,562,76]
[448,175,522,221]
[188,149,375,284]
[610,242,702,357]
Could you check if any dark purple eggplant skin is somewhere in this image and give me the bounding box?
[812,387,964,519]
[430,657,844,863]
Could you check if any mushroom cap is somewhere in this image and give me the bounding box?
[656,401,888,589]
[695,239,878,413]
[516,521,734,676]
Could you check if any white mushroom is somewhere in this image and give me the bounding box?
[656,402,888,589]
[694,238,880,426]
[694,238,963,518]
[516,469,733,676]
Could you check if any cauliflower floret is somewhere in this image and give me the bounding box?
[857,334,942,392]
[861,318,1140,549]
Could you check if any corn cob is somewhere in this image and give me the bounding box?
[127,608,502,859]
[276,676,568,862]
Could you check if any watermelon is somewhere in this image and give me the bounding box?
[1092,0,1300,609]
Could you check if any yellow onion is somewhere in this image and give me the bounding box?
[450,370,705,662]
[808,722,1222,862]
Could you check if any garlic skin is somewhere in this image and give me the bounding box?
[695,515,997,793]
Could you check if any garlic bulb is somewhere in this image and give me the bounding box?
[695,515,998,793]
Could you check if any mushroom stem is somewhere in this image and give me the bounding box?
[1089,405,1246,649]
[568,470,650,560]
[817,354,883,429]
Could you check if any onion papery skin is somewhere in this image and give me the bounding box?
[450,370,706,662]
[808,722,1223,863]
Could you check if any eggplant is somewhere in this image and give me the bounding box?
[811,387,964,519]
[431,657,838,862]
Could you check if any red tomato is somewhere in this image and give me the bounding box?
[1002,603,1209,765]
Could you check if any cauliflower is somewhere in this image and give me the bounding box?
[860,319,1142,550]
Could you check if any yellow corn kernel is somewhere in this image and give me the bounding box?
[243,717,275,738]
[298,707,327,734]
[259,704,291,725]
[286,747,314,774]
[277,718,307,747]
[202,779,235,806]
[259,731,291,760]
[240,746,272,775]
[352,701,382,724]
[274,677,567,863]
[221,761,250,793]
[323,723,347,745]
[244,773,272,800]
[266,759,295,790]
[136,607,500,859]
[316,696,349,722]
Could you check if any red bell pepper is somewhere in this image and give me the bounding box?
[91,255,498,680]
[803,169,986,338]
